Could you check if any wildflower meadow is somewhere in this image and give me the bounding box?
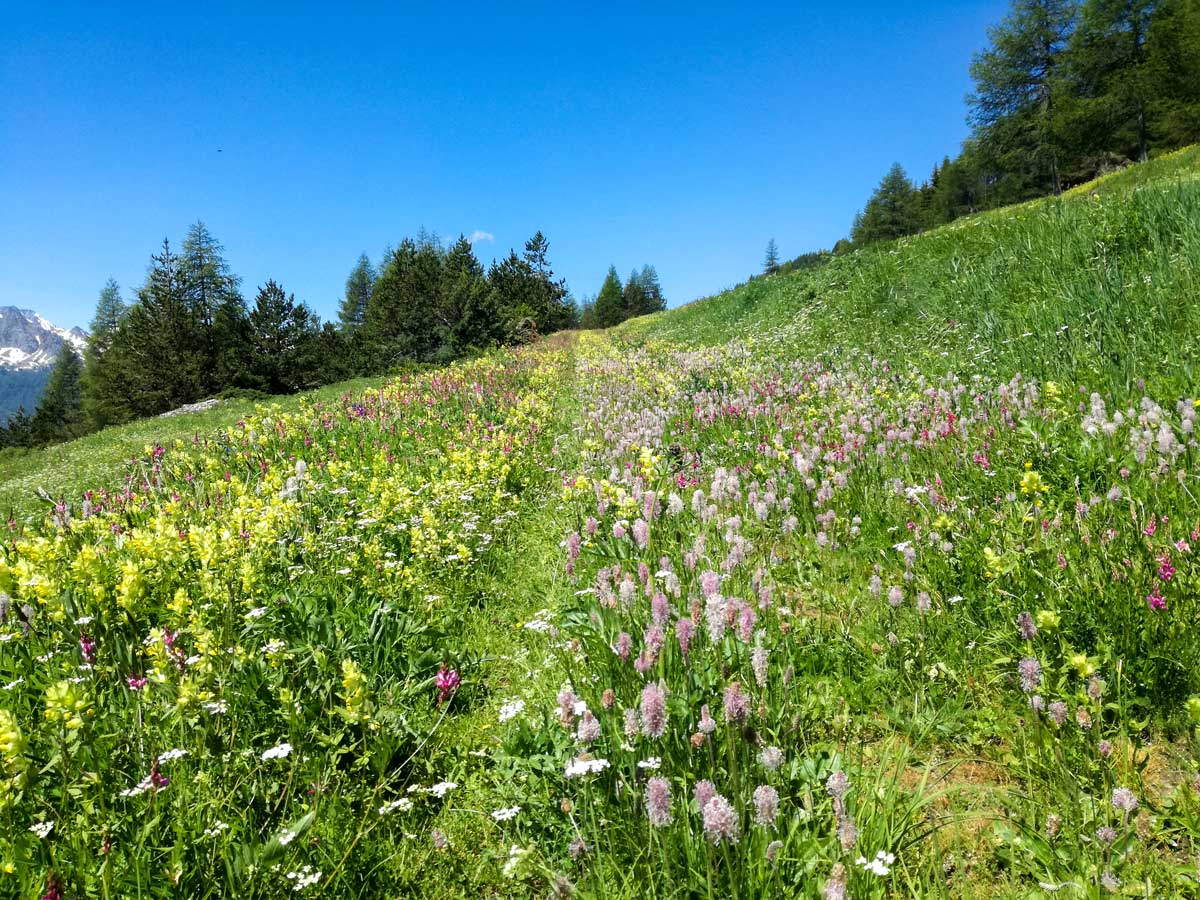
[3,151,1200,897]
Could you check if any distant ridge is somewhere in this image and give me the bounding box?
[0,307,87,421]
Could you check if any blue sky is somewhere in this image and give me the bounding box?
[0,1,1005,329]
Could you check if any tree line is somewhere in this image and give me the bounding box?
[847,0,1199,248]
[578,265,666,329]
[755,0,1198,270]
[1,224,578,449]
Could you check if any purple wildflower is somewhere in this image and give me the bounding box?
[645,776,672,827]
[722,682,749,725]
[752,785,780,827]
[701,794,740,846]
[640,682,668,740]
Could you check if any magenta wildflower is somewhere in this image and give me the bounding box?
[650,592,669,625]
[126,675,148,690]
[615,632,632,662]
[623,708,640,739]
[79,633,97,665]
[1147,591,1167,611]
[645,776,672,827]
[751,643,770,688]
[821,864,848,900]
[632,518,649,549]
[722,681,749,725]
[1049,701,1068,725]
[1111,786,1138,814]
[434,666,460,705]
[759,745,784,770]
[640,682,668,740]
[675,618,694,656]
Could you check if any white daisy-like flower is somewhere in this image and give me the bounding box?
[29,821,54,839]
[564,757,610,778]
[261,742,293,761]
[378,798,414,815]
[158,748,188,763]
[245,606,268,619]
[497,699,526,723]
[286,865,321,890]
[491,805,521,822]
[203,821,230,837]
[637,757,662,770]
[428,781,457,798]
[277,829,297,846]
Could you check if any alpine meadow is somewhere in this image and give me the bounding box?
[3,1,1200,898]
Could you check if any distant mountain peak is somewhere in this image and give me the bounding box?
[0,306,88,372]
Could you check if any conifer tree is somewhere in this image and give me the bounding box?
[108,239,204,415]
[622,269,648,320]
[850,164,922,246]
[248,280,318,394]
[1069,0,1157,163]
[180,222,243,392]
[969,0,1076,196]
[593,266,625,328]
[31,342,84,445]
[442,235,501,354]
[80,279,128,430]
[764,239,781,275]
[637,265,666,312]
[338,254,375,332]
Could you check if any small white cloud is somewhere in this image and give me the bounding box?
[467,230,495,245]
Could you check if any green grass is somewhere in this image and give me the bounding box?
[620,144,1200,394]
[0,377,379,519]
[4,148,1200,898]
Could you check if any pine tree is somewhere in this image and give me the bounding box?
[180,222,243,393]
[622,269,648,320]
[1145,0,1200,149]
[31,341,84,445]
[339,254,375,331]
[442,235,502,354]
[764,239,781,275]
[593,266,625,328]
[2,407,33,449]
[850,164,922,246]
[637,265,666,312]
[969,0,1076,196]
[80,279,128,430]
[364,238,443,366]
[248,280,318,394]
[108,239,204,416]
[523,231,574,333]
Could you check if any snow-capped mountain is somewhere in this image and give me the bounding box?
[0,307,88,422]
[0,307,87,371]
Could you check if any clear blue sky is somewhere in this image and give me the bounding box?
[0,1,1005,329]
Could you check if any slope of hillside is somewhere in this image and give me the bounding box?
[0,307,88,421]
[4,152,1200,898]
[622,145,1200,394]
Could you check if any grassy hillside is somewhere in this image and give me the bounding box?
[622,145,1200,393]
[0,378,380,520]
[2,151,1200,898]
